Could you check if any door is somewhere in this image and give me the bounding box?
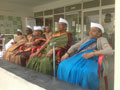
[65,13,80,44]
[44,16,53,32]
[83,10,99,37]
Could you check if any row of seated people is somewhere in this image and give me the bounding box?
[3,25,52,65]
[3,18,113,90]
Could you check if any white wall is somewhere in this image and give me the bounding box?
[0,10,33,17]
[114,0,120,89]
[0,2,34,17]
[0,6,34,32]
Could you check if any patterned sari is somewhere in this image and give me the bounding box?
[57,39,100,90]
[27,32,72,75]
[10,37,46,66]
[3,38,26,61]
[3,34,33,61]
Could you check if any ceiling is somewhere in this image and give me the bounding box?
[0,0,60,7]
[0,0,92,14]
[0,0,60,12]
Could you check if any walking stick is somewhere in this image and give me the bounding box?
[50,42,56,77]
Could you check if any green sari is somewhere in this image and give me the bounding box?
[27,32,69,75]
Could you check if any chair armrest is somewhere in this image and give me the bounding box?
[19,46,25,51]
[31,47,38,54]
[31,47,41,54]
[56,48,67,64]
[98,55,105,79]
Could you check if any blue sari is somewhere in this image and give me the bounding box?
[57,39,99,90]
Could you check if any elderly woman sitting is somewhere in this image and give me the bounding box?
[27,18,72,75]
[3,25,33,61]
[57,22,113,90]
[10,26,46,66]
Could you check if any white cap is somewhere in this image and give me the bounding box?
[33,26,43,31]
[26,25,32,30]
[42,26,45,29]
[41,26,45,31]
[17,29,22,33]
[91,22,104,33]
[59,18,68,27]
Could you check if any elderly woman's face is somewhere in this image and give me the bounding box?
[89,27,102,39]
[17,32,22,35]
[33,30,42,36]
[26,28,32,35]
[58,22,66,32]
[45,26,51,33]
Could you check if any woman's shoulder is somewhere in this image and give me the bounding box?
[97,37,108,41]
[81,36,90,41]
[97,37,110,48]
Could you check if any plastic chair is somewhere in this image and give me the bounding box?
[98,55,108,90]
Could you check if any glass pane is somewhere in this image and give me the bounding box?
[83,11,99,37]
[34,11,43,17]
[54,7,64,14]
[65,4,81,12]
[54,14,64,32]
[83,0,100,9]
[44,10,53,16]
[45,17,53,31]
[102,0,115,6]
[36,18,43,26]
[65,14,79,44]
[102,8,115,48]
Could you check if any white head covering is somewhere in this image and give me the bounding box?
[59,18,68,27]
[41,26,45,31]
[17,29,22,33]
[26,25,32,30]
[59,18,69,31]
[5,39,14,50]
[33,26,43,31]
[91,22,104,33]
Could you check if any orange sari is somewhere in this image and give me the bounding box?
[3,34,33,61]
[10,37,46,66]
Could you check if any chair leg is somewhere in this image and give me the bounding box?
[104,76,108,90]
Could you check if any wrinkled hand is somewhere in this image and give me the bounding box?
[61,53,69,61]
[46,49,53,57]
[30,52,38,59]
[82,52,95,59]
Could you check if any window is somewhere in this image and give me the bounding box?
[36,18,43,26]
[83,0,100,9]
[83,11,99,37]
[102,0,115,6]
[54,7,64,14]
[34,12,43,17]
[44,10,53,16]
[102,8,115,48]
[65,4,81,12]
